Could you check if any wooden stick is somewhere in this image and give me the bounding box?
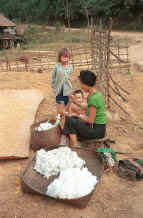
[110,74,130,95]
[109,95,130,116]
[109,84,128,102]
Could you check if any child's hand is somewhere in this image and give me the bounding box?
[68,112,78,117]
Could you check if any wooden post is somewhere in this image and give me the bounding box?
[106,17,112,108]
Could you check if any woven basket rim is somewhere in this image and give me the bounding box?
[31,119,60,131]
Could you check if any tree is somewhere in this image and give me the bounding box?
[0,0,143,28]
[63,0,71,30]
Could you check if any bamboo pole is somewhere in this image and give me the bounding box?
[105,17,112,108]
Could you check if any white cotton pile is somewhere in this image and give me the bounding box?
[35,114,61,131]
[34,147,85,179]
[35,121,54,131]
[46,167,98,199]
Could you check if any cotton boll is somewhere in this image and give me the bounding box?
[46,168,98,199]
[35,121,55,131]
[34,147,85,180]
[40,121,54,130]
[35,116,61,132]
[34,147,98,199]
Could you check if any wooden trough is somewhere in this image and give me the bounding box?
[21,145,104,208]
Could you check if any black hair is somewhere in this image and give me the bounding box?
[79,70,97,87]
[72,89,84,97]
[58,48,70,62]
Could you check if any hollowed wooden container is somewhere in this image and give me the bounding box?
[21,145,104,208]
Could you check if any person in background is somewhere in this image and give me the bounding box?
[51,48,72,114]
[63,70,107,147]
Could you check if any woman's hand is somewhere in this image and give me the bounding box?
[78,106,96,124]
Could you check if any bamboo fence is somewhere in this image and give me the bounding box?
[0,19,130,114]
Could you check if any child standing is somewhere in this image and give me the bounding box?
[51,48,72,114]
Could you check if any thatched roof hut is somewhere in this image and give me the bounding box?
[0,14,16,27]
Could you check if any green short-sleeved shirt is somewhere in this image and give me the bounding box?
[86,92,106,124]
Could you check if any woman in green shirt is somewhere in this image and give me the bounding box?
[63,70,106,147]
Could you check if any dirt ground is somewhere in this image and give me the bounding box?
[0,31,143,218]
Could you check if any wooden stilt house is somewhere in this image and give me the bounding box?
[0,14,24,49]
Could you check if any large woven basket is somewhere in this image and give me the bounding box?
[21,145,104,208]
[30,119,62,151]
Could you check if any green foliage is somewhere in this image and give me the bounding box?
[55,22,64,32]
[0,0,143,29]
[23,25,43,45]
[22,25,89,49]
